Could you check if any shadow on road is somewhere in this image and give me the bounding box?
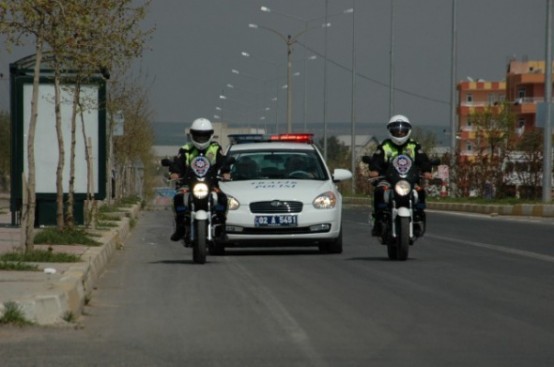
[222,248,324,256]
[346,256,420,262]
[149,259,200,265]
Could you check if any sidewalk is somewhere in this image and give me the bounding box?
[0,199,141,325]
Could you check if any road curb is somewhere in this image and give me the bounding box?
[0,202,141,325]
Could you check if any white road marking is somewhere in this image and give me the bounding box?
[427,234,554,263]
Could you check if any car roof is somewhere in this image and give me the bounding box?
[227,141,317,152]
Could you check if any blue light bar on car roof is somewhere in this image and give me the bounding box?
[228,134,266,144]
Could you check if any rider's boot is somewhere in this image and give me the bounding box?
[215,212,227,241]
[170,213,186,241]
[372,211,384,236]
[413,209,426,237]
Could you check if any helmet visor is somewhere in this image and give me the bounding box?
[388,121,411,138]
[192,130,213,143]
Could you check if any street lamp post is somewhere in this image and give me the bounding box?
[544,0,553,203]
[450,0,458,197]
[304,55,318,130]
[350,0,357,195]
[249,23,320,133]
[253,4,353,135]
[240,51,282,132]
[389,0,395,117]
[243,50,315,132]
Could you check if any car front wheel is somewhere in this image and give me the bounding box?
[319,227,343,254]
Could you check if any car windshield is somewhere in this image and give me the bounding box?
[229,150,327,181]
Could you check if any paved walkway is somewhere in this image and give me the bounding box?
[0,195,141,325]
[0,196,19,255]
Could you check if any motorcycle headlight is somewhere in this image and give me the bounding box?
[394,180,412,196]
[192,183,209,199]
[313,191,337,209]
[227,195,240,210]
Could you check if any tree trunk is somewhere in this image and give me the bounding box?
[23,34,45,252]
[66,83,81,229]
[54,70,65,230]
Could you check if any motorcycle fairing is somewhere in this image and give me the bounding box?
[391,154,412,177]
[190,156,211,178]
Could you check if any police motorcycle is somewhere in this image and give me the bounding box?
[362,154,429,261]
[161,155,231,264]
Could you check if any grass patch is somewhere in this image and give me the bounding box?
[0,260,39,271]
[119,196,141,206]
[96,221,119,229]
[97,212,121,222]
[98,205,121,213]
[63,311,76,323]
[0,302,33,326]
[34,227,100,246]
[0,249,80,263]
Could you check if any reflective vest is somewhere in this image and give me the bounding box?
[382,140,417,162]
[181,143,220,165]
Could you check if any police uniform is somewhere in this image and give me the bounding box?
[169,141,229,241]
[368,138,432,234]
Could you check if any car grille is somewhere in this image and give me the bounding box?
[250,201,303,213]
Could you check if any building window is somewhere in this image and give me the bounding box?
[488,94,496,105]
[466,94,473,103]
[467,144,472,152]
[518,88,526,99]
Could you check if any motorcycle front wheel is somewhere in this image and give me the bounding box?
[387,216,410,261]
[193,221,207,264]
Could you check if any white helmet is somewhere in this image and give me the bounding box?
[387,114,412,146]
[189,118,214,150]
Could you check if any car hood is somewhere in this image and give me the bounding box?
[220,180,336,203]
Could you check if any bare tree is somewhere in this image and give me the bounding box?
[0,0,52,251]
[0,0,153,243]
[460,102,516,198]
[507,128,544,199]
[39,0,154,227]
[110,76,155,201]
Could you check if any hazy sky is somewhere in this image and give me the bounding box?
[0,0,549,134]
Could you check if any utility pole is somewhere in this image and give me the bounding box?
[449,0,458,197]
[544,0,553,202]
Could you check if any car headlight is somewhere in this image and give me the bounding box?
[227,195,240,210]
[313,191,337,209]
[394,180,411,196]
[192,183,209,199]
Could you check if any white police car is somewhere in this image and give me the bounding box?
[219,133,352,253]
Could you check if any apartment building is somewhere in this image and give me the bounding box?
[457,59,551,161]
[456,79,506,161]
[506,60,548,131]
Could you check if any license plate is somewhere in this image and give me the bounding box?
[255,215,298,227]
